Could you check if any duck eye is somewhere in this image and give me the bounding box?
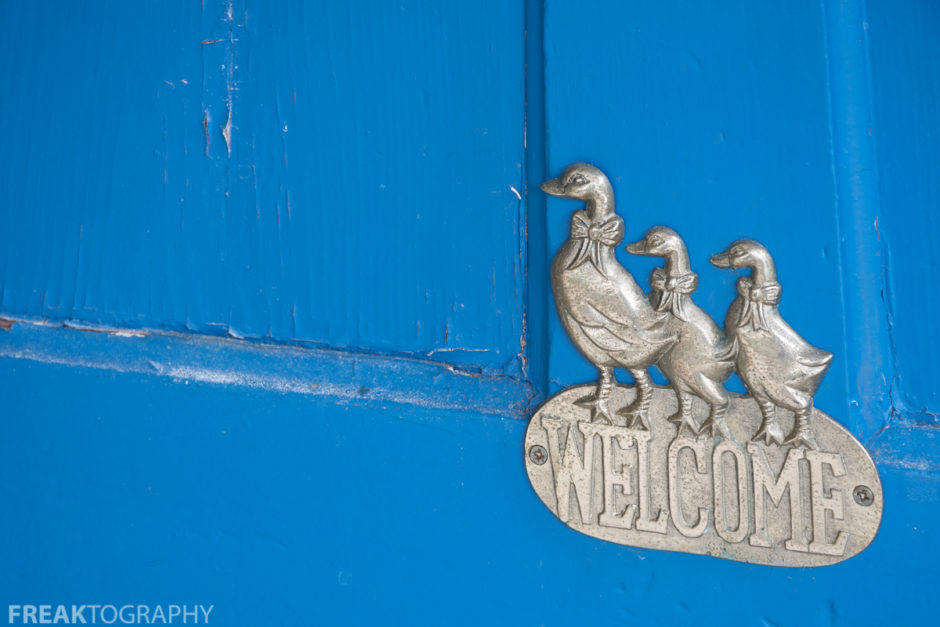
[732,248,745,258]
[568,174,587,186]
[649,237,662,246]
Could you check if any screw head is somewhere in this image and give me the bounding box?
[528,444,548,465]
[853,485,874,506]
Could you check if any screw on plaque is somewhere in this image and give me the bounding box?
[528,445,548,465]
[853,485,874,506]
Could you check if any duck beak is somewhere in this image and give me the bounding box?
[540,176,566,197]
[710,252,732,268]
[625,239,648,255]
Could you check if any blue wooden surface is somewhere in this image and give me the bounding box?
[865,0,940,423]
[823,0,895,440]
[0,320,534,419]
[0,0,938,624]
[0,357,937,625]
[541,0,846,417]
[0,0,526,373]
[539,0,940,443]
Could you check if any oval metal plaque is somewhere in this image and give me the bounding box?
[527,162,884,566]
[525,384,882,567]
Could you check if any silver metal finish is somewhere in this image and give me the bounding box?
[710,240,833,450]
[524,385,882,566]
[541,164,674,429]
[527,162,883,566]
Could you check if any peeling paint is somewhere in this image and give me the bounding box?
[0,318,535,418]
[221,114,232,155]
[202,109,210,156]
[0,0,528,382]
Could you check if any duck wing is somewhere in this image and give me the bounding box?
[701,336,736,383]
[785,347,832,396]
[714,335,738,362]
[797,346,834,369]
[761,313,834,392]
[573,301,676,355]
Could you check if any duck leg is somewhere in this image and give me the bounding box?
[574,366,614,424]
[699,399,733,440]
[752,398,785,445]
[667,389,698,436]
[784,406,818,449]
[690,376,732,439]
[618,368,653,430]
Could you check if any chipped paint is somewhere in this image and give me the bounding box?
[0,318,536,418]
[0,0,528,379]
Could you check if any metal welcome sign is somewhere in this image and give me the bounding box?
[523,163,882,567]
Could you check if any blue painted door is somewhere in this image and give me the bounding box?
[1,0,937,624]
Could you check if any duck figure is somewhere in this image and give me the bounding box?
[626,227,735,437]
[710,239,833,448]
[541,164,676,427]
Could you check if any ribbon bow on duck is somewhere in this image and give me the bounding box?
[736,277,782,331]
[567,212,624,275]
[650,267,698,321]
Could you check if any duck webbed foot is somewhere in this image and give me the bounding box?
[618,368,653,430]
[752,399,785,445]
[574,366,615,424]
[698,400,733,440]
[667,390,698,436]
[574,397,613,424]
[784,408,818,449]
[574,395,614,424]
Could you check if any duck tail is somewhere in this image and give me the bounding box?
[714,335,738,362]
[648,331,680,362]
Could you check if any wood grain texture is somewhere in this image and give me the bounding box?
[822,0,895,440]
[865,0,940,423]
[0,0,526,374]
[0,319,535,418]
[541,0,849,420]
[0,356,938,624]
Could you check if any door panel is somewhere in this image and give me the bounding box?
[0,0,938,624]
[541,0,846,412]
[1,356,938,624]
[865,0,940,418]
[0,0,526,372]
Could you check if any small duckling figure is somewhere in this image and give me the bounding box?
[541,164,676,427]
[710,239,833,449]
[626,227,735,437]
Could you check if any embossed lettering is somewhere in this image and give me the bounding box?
[668,436,708,538]
[633,429,668,534]
[542,416,597,524]
[748,444,808,551]
[712,440,749,543]
[524,164,882,566]
[806,450,849,556]
[597,425,637,529]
